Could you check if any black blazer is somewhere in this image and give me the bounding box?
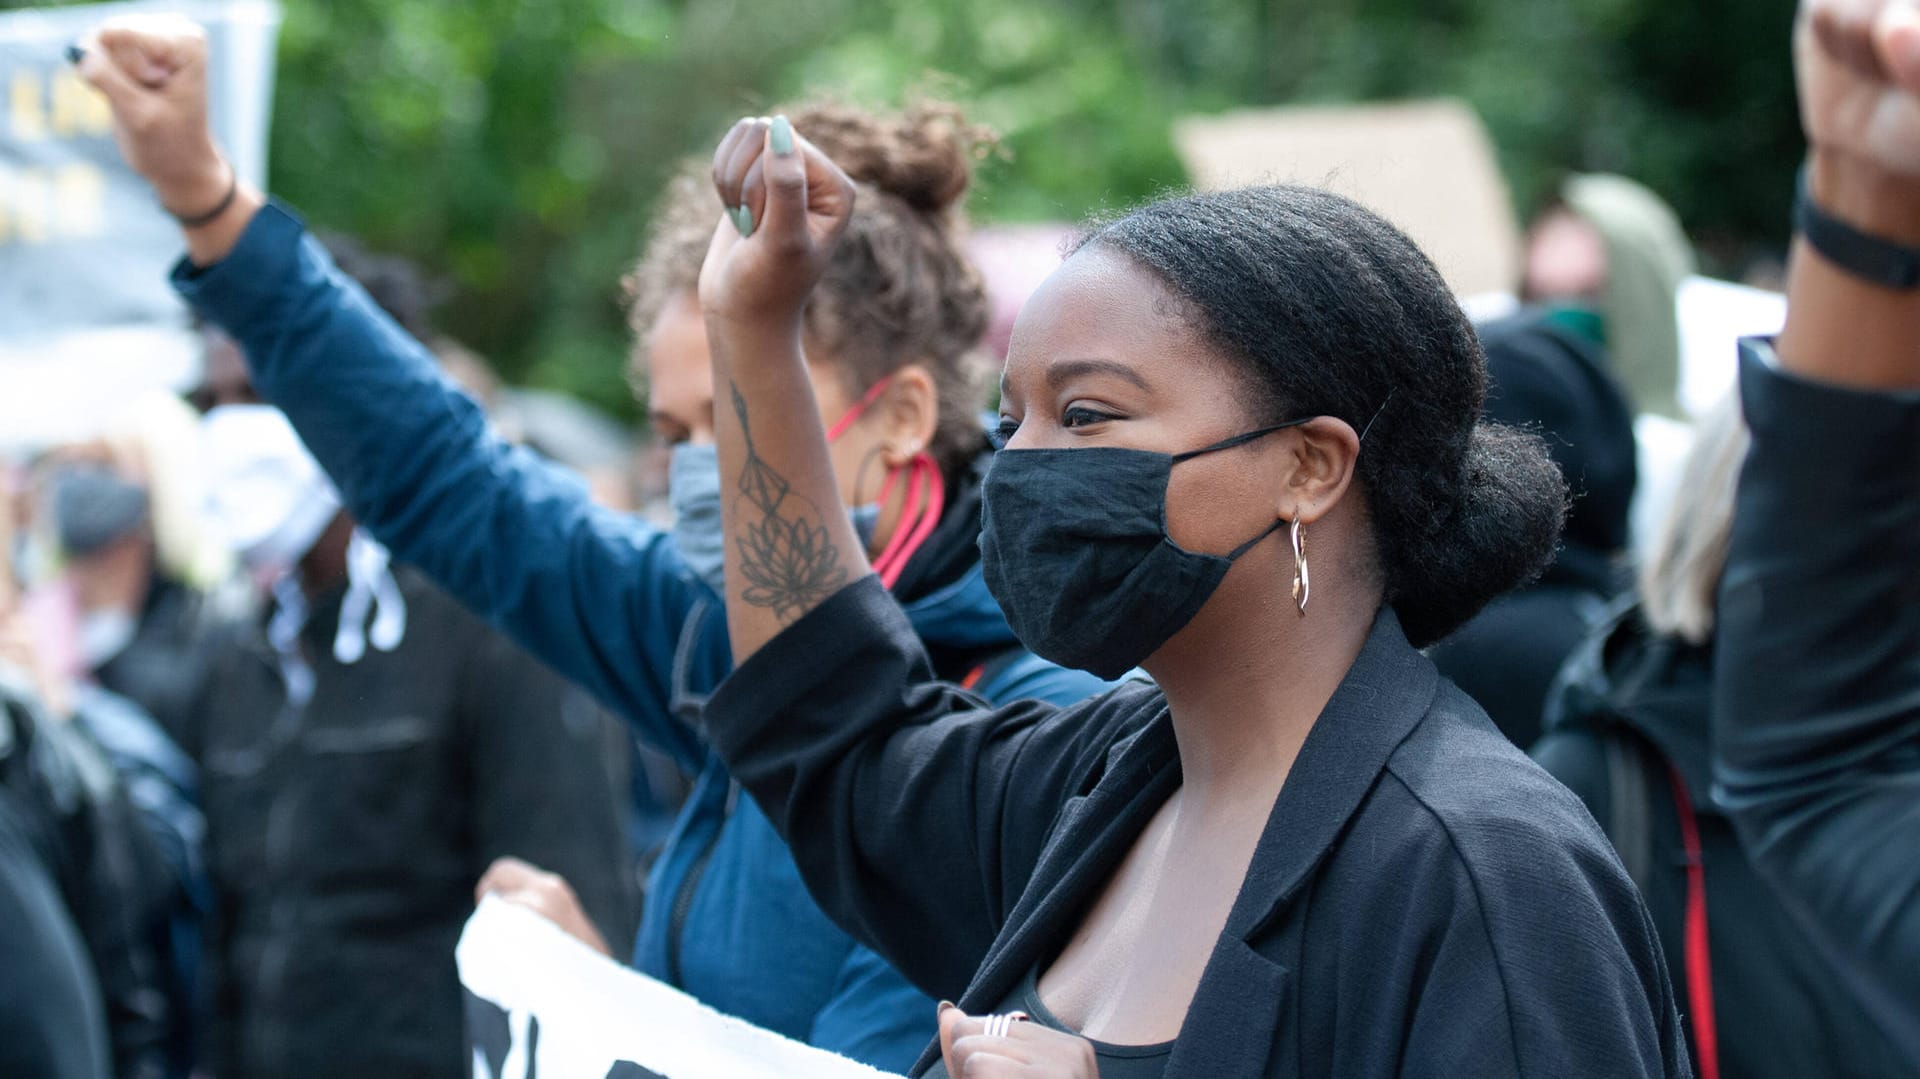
[707,580,1690,1077]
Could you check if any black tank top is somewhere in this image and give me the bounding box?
[921,967,1174,1079]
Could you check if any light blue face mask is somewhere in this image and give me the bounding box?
[668,442,879,595]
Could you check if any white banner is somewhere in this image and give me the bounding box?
[459,897,910,1079]
[0,0,281,451]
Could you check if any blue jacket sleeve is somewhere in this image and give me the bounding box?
[1713,343,1920,1055]
[171,203,717,771]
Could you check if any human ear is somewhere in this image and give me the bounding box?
[1276,416,1361,525]
[877,364,939,466]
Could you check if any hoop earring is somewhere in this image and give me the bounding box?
[1290,517,1310,617]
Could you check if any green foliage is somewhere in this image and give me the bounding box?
[11,0,1802,421]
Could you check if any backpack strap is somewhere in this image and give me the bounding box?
[1604,727,1657,892]
[1667,764,1720,1079]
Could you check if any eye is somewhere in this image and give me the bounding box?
[1061,406,1119,430]
[990,416,1019,449]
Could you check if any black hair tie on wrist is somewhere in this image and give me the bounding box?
[170,164,238,229]
[1794,165,1920,289]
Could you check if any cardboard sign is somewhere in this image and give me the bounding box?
[1173,99,1521,299]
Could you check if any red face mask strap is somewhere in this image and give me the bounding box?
[872,455,925,586]
[873,462,904,509]
[825,374,898,443]
[875,453,945,591]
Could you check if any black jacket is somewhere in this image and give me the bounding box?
[0,682,177,1079]
[1536,605,1914,1077]
[94,575,243,753]
[1713,347,1920,1058]
[192,566,635,1078]
[705,579,1691,1077]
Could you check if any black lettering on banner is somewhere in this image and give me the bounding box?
[465,989,663,1079]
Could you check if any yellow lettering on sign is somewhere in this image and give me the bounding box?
[11,167,49,243]
[51,70,111,137]
[54,164,106,238]
[0,163,112,247]
[10,71,47,141]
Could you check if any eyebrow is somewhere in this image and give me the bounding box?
[1045,358,1151,391]
[999,357,1153,405]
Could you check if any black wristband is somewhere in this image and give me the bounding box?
[169,165,238,229]
[1794,166,1920,289]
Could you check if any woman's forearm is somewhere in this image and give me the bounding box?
[699,117,871,664]
[707,316,871,662]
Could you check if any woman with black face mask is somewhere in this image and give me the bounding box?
[694,118,1692,1079]
[69,22,1113,1071]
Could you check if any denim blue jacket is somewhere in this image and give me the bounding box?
[172,203,1110,1070]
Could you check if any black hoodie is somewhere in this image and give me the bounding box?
[1534,604,1915,1079]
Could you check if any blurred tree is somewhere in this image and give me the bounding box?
[10,0,1800,422]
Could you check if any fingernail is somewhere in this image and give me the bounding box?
[732,205,754,237]
[937,1001,955,1015]
[770,115,794,156]
[65,43,85,65]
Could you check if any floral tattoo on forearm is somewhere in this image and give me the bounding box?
[729,383,849,623]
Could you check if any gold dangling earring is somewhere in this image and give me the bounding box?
[1290,517,1310,617]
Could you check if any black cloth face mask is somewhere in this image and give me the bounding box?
[979,420,1309,679]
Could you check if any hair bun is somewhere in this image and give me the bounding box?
[789,100,995,215]
[1391,421,1567,646]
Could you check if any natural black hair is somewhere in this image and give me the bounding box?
[1077,185,1567,647]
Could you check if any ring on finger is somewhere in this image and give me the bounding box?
[983,1012,1031,1039]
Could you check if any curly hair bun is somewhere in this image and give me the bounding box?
[789,100,993,216]
[626,100,997,479]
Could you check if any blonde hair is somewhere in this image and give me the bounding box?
[1639,394,1750,644]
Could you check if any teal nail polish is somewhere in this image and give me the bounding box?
[65,43,85,65]
[770,115,794,156]
[732,205,754,237]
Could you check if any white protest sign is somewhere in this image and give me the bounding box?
[460,897,911,1079]
[0,0,280,451]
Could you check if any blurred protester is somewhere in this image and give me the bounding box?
[48,460,245,753]
[76,27,1114,1067]
[35,451,216,1078]
[1706,0,1920,1057]
[1522,172,1695,420]
[2,523,186,1079]
[1521,171,1702,550]
[178,398,635,1077]
[0,676,115,1079]
[1428,311,1637,746]
[318,240,679,879]
[1533,397,1912,1078]
[690,119,1685,1076]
